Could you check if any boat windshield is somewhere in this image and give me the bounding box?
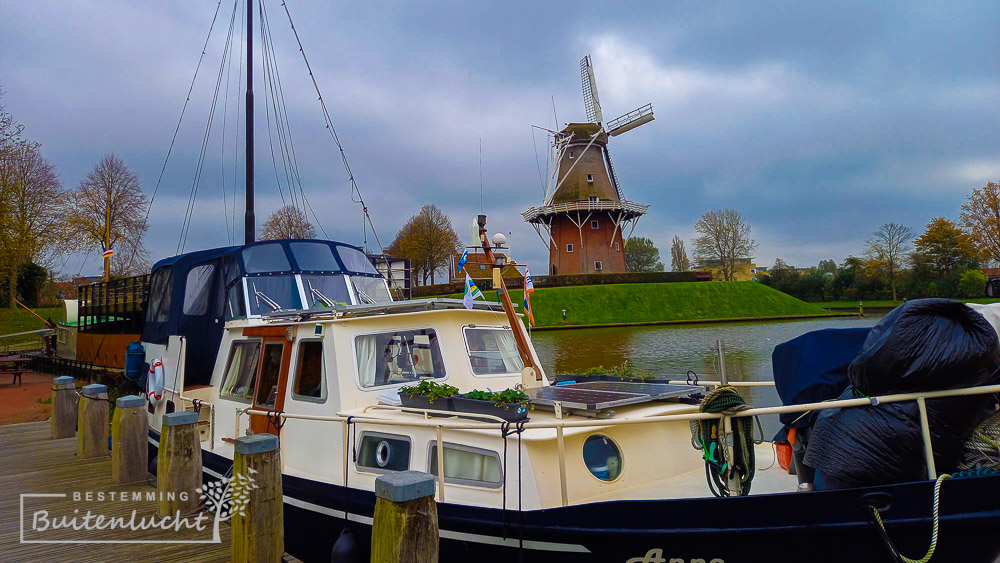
[303,275,351,308]
[351,275,393,304]
[463,326,524,375]
[247,276,302,315]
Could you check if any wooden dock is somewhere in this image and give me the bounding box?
[0,420,232,562]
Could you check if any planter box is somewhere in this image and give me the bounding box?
[452,396,529,423]
[398,392,455,413]
[549,373,678,385]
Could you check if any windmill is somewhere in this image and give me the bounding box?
[523,55,654,275]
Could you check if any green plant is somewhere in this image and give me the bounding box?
[398,380,458,403]
[465,388,529,407]
[582,365,607,376]
[610,359,635,380]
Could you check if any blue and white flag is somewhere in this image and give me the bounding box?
[463,273,482,310]
[456,249,469,273]
[525,267,535,294]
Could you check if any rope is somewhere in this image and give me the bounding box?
[690,385,758,496]
[869,473,951,563]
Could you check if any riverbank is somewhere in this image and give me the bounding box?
[445,281,840,328]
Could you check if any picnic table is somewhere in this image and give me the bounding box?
[0,356,31,386]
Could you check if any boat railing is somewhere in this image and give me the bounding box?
[239,382,1000,506]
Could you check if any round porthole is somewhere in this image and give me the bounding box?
[375,440,392,467]
[583,434,622,481]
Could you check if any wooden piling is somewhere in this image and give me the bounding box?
[111,395,148,484]
[76,383,108,458]
[370,470,439,563]
[231,433,284,563]
[157,411,202,517]
[51,376,77,439]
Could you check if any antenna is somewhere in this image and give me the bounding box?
[580,55,603,124]
[479,138,483,213]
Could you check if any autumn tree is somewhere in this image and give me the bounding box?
[259,205,316,240]
[866,222,912,301]
[910,217,979,276]
[670,236,690,272]
[693,208,757,281]
[625,237,664,272]
[960,181,1000,263]
[385,204,460,285]
[63,155,149,277]
[0,140,63,306]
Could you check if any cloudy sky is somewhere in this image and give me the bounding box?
[2,1,998,278]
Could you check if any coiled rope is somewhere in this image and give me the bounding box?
[690,385,761,496]
[868,473,951,563]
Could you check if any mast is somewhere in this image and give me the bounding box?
[244,0,255,244]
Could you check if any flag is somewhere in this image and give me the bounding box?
[102,248,114,259]
[463,273,482,310]
[456,249,469,273]
[523,292,535,326]
[524,267,535,294]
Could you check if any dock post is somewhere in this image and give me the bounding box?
[51,376,77,439]
[231,433,283,563]
[157,411,202,517]
[76,383,108,458]
[370,470,438,563]
[111,395,148,484]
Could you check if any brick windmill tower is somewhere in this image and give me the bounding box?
[523,55,653,275]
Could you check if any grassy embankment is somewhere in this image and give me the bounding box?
[0,307,61,347]
[814,298,1000,308]
[442,281,838,329]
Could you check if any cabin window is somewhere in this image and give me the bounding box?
[566,243,574,253]
[290,242,341,272]
[242,243,291,273]
[595,261,603,271]
[221,341,262,402]
[226,281,246,319]
[357,432,410,473]
[586,174,594,183]
[591,220,599,230]
[350,276,393,305]
[354,328,445,388]
[292,340,325,401]
[463,326,524,375]
[336,246,379,274]
[182,264,215,316]
[583,434,623,481]
[429,443,502,488]
[247,276,302,316]
[255,342,285,408]
[302,275,350,308]
[146,267,173,323]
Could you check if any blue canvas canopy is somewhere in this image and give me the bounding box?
[141,239,382,386]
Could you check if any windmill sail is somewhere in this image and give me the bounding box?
[580,55,603,124]
[606,103,655,137]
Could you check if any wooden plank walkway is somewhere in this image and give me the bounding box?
[0,420,232,562]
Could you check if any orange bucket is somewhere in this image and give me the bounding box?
[775,442,793,472]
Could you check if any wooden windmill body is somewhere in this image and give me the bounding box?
[524,56,654,275]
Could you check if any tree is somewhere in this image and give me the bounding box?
[63,154,149,277]
[693,208,757,281]
[625,237,664,272]
[958,269,987,298]
[0,140,63,306]
[866,222,912,301]
[669,236,690,272]
[260,205,316,240]
[817,259,837,274]
[961,181,1000,263]
[385,204,460,285]
[911,217,979,276]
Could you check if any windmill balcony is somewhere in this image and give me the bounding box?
[522,200,649,223]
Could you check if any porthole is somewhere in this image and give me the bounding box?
[583,434,622,481]
[375,440,391,467]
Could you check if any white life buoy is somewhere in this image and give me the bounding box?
[147,359,165,406]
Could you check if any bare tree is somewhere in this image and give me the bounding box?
[63,154,149,277]
[960,181,1000,263]
[0,140,63,305]
[259,205,316,240]
[693,209,757,281]
[866,222,912,301]
[385,204,460,285]
[670,235,690,272]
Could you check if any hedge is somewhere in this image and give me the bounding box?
[411,271,708,298]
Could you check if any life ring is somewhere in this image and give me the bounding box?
[147,359,165,406]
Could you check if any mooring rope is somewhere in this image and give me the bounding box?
[690,385,759,496]
[868,473,951,563]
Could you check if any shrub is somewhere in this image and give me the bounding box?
[958,269,988,298]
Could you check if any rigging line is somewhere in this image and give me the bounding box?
[141,0,225,236]
[259,8,296,212]
[480,138,484,213]
[178,1,240,254]
[258,4,291,213]
[278,1,385,253]
[231,0,245,244]
[261,5,301,216]
[75,249,93,277]
[219,0,241,245]
[531,127,545,197]
[263,3,325,237]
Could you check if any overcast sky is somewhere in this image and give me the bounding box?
[2,1,998,278]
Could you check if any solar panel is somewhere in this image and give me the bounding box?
[526,382,702,410]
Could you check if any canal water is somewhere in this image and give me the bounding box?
[530,315,884,436]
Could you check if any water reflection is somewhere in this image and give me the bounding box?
[530,316,883,436]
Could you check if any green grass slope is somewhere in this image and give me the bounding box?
[452,282,834,328]
[0,307,60,346]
